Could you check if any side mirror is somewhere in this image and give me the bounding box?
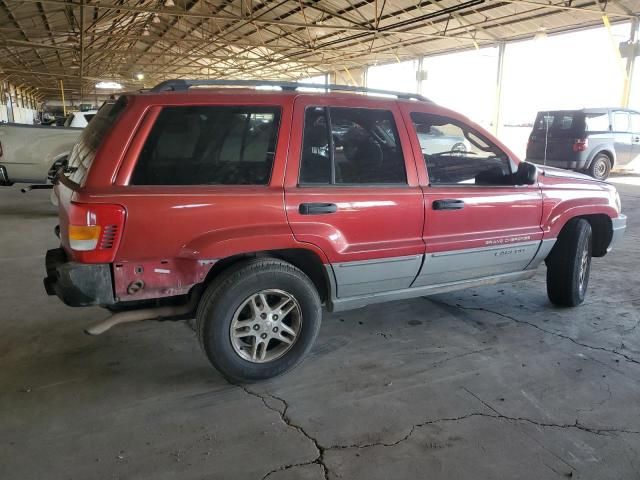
[515,161,538,185]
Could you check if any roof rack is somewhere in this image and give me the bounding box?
[149,79,431,102]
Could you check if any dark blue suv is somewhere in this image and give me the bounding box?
[526,108,640,180]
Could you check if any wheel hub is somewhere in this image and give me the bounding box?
[229,289,302,363]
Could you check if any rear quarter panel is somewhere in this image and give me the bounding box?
[69,93,329,302]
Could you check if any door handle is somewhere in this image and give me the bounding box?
[432,199,465,210]
[634,136,640,143]
[299,203,338,215]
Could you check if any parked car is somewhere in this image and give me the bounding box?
[416,124,471,154]
[0,107,105,187]
[526,108,640,180]
[44,80,626,383]
[0,123,82,186]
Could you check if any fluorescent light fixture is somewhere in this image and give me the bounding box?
[534,27,547,41]
[96,81,123,89]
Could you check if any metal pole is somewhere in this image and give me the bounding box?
[493,42,506,136]
[622,18,639,108]
[60,79,66,116]
[416,57,424,95]
[80,0,85,106]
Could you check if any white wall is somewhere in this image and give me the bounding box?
[10,107,37,124]
[0,105,7,123]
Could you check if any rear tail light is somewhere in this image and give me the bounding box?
[69,225,101,251]
[573,138,588,152]
[67,202,125,263]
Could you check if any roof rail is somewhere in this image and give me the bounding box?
[150,79,431,102]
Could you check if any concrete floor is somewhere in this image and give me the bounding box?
[1,179,639,480]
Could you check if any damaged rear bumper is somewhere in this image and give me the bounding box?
[44,248,115,306]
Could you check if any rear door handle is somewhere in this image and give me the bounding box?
[299,203,338,215]
[432,199,465,210]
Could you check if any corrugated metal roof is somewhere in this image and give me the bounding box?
[0,0,637,100]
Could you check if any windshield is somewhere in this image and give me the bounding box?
[65,97,127,185]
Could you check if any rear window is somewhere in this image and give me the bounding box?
[533,111,585,136]
[130,106,281,186]
[66,98,127,185]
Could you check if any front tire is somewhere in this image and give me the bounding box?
[545,218,592,307]
[196,258,322,383]
[588,153,611,180]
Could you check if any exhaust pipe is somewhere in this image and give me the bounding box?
[21,184,54,193]
[85,297,198,335]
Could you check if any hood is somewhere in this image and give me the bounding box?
[539,165,599,182]
[537,165,617,196]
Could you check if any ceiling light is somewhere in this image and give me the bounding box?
[96,81,123,89]
[164,0,175,7]
[136,73,144,81]
[534,27,547,41]
[142,26,150,36]
[152,14,161,24]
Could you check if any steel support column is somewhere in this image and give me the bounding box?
[493,42,506,136]
[622,18,639,108]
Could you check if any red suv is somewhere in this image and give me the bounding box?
[44,80,626,383]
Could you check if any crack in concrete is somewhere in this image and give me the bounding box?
[430,298,640,366]
[240,296,640,477]
[239,386,329,480]
[240,385,640,479]
[328,412,640,453]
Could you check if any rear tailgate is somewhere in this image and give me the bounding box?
[55,97,128,259]
[527,111,585,161]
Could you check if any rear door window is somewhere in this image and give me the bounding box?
[299,106,407,185]
[131,106,281,185]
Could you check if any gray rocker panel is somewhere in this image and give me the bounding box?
[412,241,541,287]
[327,269,537,312]
[332,254,423,298]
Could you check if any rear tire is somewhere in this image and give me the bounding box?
[545,218,592,307]
[588,153,611,180]
[196,258,322,383]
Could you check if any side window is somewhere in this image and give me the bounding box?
[299,106,407,185]
[613,112,630,132]
[131,105,281,185]
[410,112,512,186]
[585,113,610,132]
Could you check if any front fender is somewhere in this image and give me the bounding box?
[543,198,618,239]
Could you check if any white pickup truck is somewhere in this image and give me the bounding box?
[0,123,82,186]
